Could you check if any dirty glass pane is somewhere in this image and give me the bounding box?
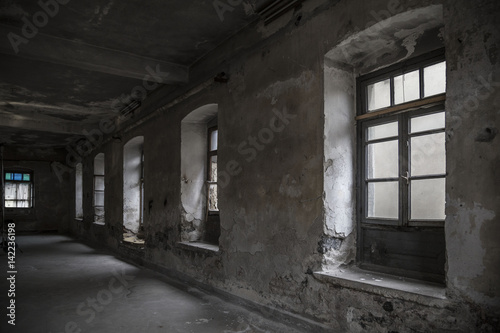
[208,184,218,211]
[411,178,445,220]
[94,176,105,191]
[209,155,217,182]
[5,183,16,200]
[424,61,446,97]
[210,129,218,151]
[367,79,391,111]
[4,182,32,207]
[17,200,30,208]
[17,183,30,200]
[367,140,399,179]
[368,121,398,141]
[411,132,446,176]
[94,207,105,222]
[394,70,420,104]
[94,192,104,207]
[94,153,105,175]
[410,112,445,133]
[367,181,398,219]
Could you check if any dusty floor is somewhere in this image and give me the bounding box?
[0,234,305,333]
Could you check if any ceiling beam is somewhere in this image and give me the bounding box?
[0,24,189,84]
[0,111,88,136]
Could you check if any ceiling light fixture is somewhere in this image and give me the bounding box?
[256,0,303,25]
[119,100,141,117]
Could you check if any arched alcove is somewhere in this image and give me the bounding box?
[123,136,144,234]
[180,104,219,244]
[322,5,444,273]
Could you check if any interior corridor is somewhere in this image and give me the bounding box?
[0,234,305,333]
[0,1,498,331]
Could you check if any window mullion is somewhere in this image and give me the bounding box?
[399,113,409,227]
[419,67,425,99]
[361,123,368,223]
[15,183,19,208]
[390,76,395,107]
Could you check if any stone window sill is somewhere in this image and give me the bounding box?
[177,241,219,254]
[93,221,105,226]
[123,237,145,245]
[314,267,448,306]
[75,218,83,222]
[119,240,145,252]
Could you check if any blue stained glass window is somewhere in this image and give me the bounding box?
[4,172,32,182]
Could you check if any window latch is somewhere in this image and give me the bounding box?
[401,171,410,185]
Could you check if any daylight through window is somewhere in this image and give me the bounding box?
[357,51,447,283]
[4,171,33,208]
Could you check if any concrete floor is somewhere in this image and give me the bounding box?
[0,234,305,333]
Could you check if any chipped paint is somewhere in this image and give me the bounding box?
[255,71,314,101]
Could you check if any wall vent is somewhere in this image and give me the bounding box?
[119,100,141,117]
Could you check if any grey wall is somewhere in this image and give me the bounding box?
[444,0,499,308]
[69,0,500,331]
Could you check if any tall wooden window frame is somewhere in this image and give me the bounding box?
[356,50,447,282]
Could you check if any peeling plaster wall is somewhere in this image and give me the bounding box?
[68,0,500,331]
[322,64,357,269]
[180,121,206,241]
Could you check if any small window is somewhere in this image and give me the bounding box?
[93,153,105,223]
[364,59,446,113]
[123,136,144,237]
[4,171,33,208]
[75,163,83,219]
[207,126,219,213]
[357,51,446,283]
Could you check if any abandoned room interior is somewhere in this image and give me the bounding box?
[0,0,499,332]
